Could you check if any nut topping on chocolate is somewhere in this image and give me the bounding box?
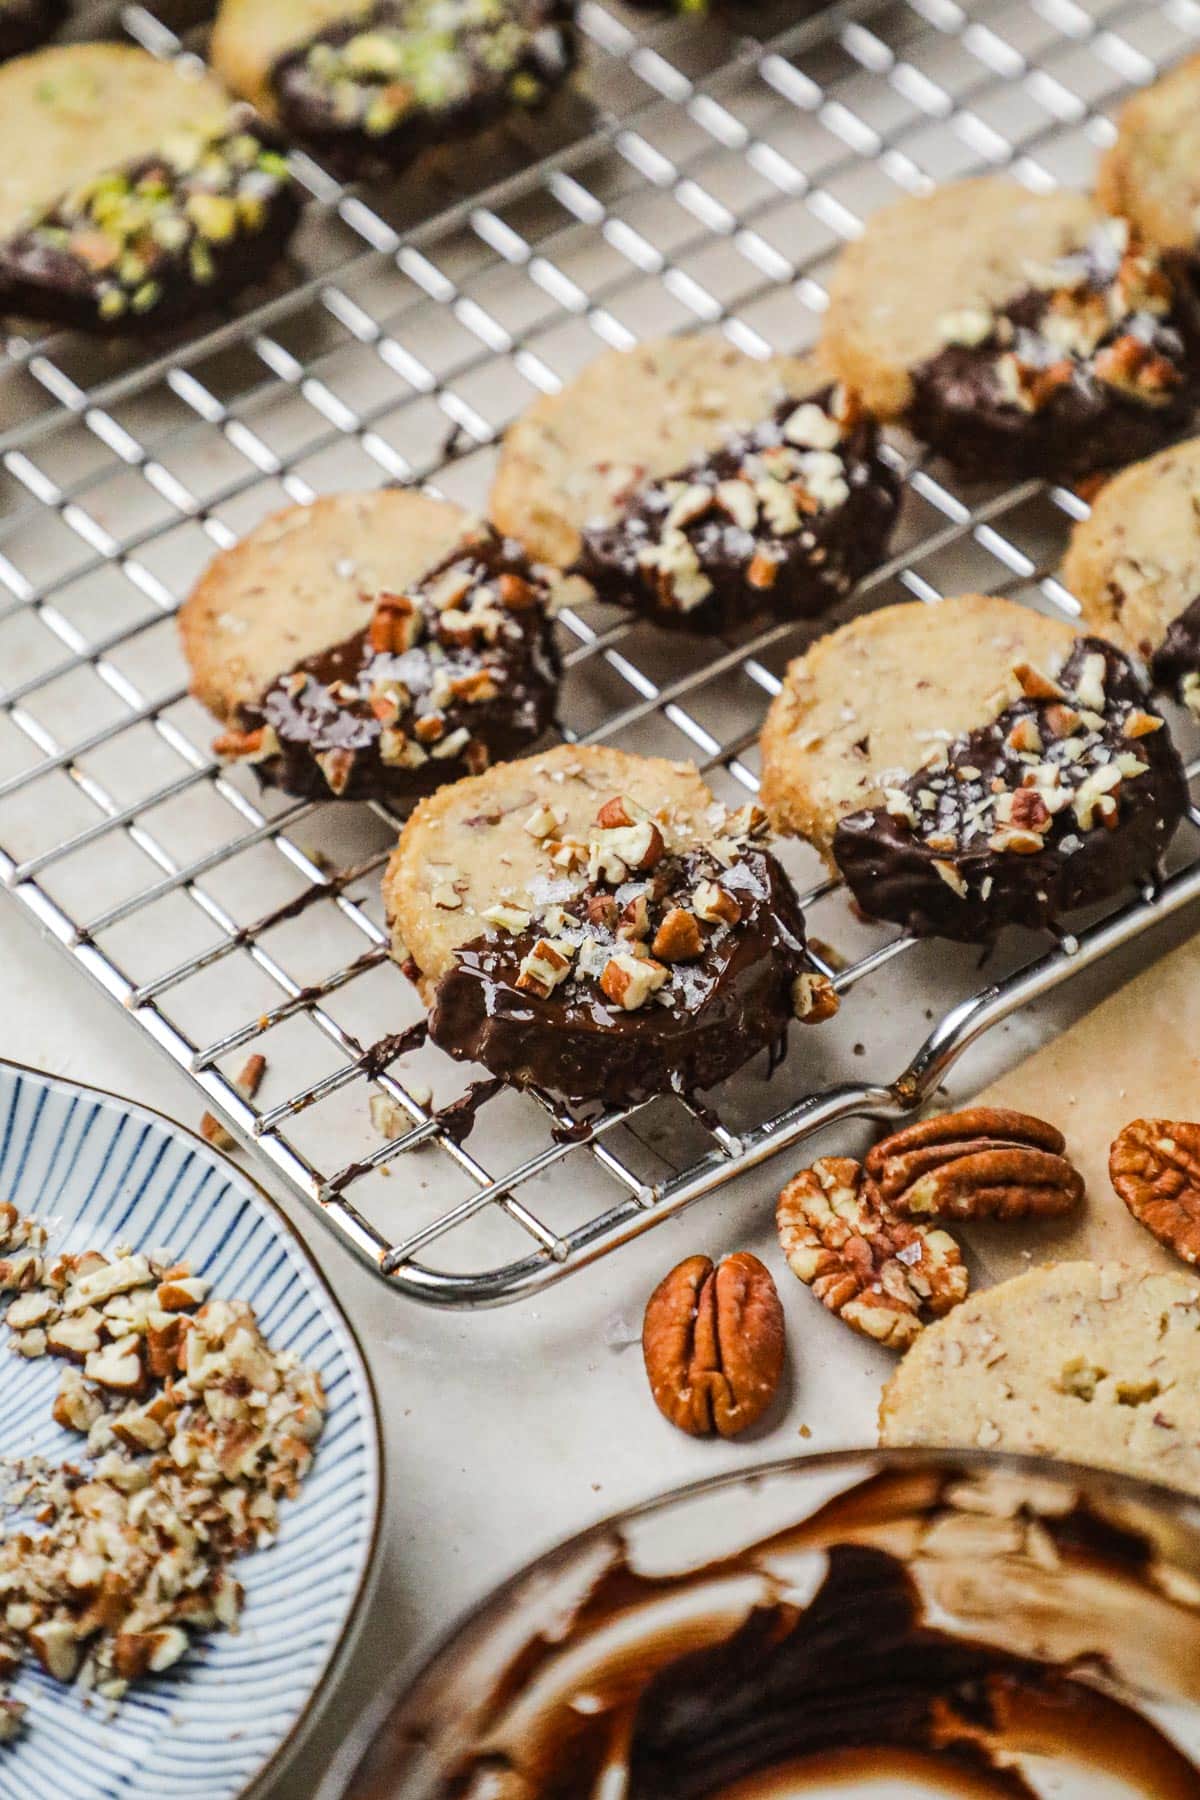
[216,524,559,804]
[1110,1119,1200,1266]
[0,111,298,331]
[269,0,576,179]
[574,385,898,633]
[776,1157,968,1349]
[642,1252,785,1438]
[426,789,831,1105]
[833,636,1187,940]
[915,218,1199,480]
[866,1107,1084,1222]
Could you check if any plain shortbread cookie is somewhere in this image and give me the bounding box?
[880,1260,1200,1497]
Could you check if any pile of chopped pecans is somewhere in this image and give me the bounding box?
[0,1205,325,1735]
[935,218,1184,412]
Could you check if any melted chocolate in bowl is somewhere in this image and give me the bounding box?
[324,1454,1200,1799]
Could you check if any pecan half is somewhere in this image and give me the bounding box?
[865,1107,1083,1222]
[642,1252,785,1438]
[1110,1119,1200,1266]
[776,1157,967,1349]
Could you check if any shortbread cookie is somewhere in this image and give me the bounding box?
[493,337,834,569]
[211,0,575,180]
[0,46,299,334]
[0,0,64,61]
[879,1261,1200,1496]
[823,179,1198,481]
[1064,436,1200,718]
[181,490,559,805]
[573,380,899,635]
[1097,54,1200,255]
[760,595,1186,941]
[384,745,835,1104]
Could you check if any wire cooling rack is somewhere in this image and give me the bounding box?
[2,0,1200,1306]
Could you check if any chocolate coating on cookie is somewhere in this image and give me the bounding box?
[268,0,575,180]
[573,387,899,634]
[909,220,1198,482]
[1150,595,1200,714]
[218,526,559,805]
[0,0,65,61]
[0,112,298,333]
[833,638,1186,941]
[426,800,831,1105]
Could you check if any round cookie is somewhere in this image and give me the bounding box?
[211,0,576,180]
[491,336,823,569]
[1097,54,1200,255]
[1064,436,1200,717]
[822,178,1198,481]
[759,594,1187,941]
[180,490,560,806]
[0,45,298,333]
[879,1260,1200,1497]
[0,0,66,63]
[384,745,834,1104]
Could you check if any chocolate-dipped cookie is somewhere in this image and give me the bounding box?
[0,46,299,334]
[1065,436,1200,719]
[760,595,1186,941]
[1098,54,1200,258]
[493,336,898,633]
[211,0,575,181]
[823,179,1198,483]
[180,490,560,806]
[384,745,836,1105]
[0,0,65,61]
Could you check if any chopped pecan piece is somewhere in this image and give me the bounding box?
[776,1157,968,1348]
[1110,1119,1200,1266]
[865,1107,1083,1222]
[642,1252,785,1438]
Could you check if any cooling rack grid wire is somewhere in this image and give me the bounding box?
[0,0,1199,1305]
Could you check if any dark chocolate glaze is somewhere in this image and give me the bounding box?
[236,530,560,806]
[347,1463,1200,1800]
[833,637,1187,942]
[270,0,576,183]
[628,1546,1044,1798]
[428,844,817,1105]
[1151,593,1200,703]
[910,226,1200,482]
[574,389,899,635]
[0,0,65,61]
[0,119,299,336]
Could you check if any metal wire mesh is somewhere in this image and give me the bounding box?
[2,0,1200,1305]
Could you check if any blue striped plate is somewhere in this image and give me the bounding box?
[0,1060,383,1800]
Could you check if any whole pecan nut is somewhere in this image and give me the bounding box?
[865,1107,1083,1222]
[776,1157,968,1350]
[1110,1118,1200,1266]
[642,1251,785,1438]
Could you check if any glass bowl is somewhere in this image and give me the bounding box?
[321,1449,1200,1798]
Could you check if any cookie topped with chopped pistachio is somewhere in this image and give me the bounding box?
[212,0,576,180]
[0,45,299,333]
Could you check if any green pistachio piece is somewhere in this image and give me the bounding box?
[97,286,128,320]
[190,239,216,285]
[186,192,238,243]
[256,150,291,181]
[130,281,162,314]
[343,31,406,79]
[509,71,541,104]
